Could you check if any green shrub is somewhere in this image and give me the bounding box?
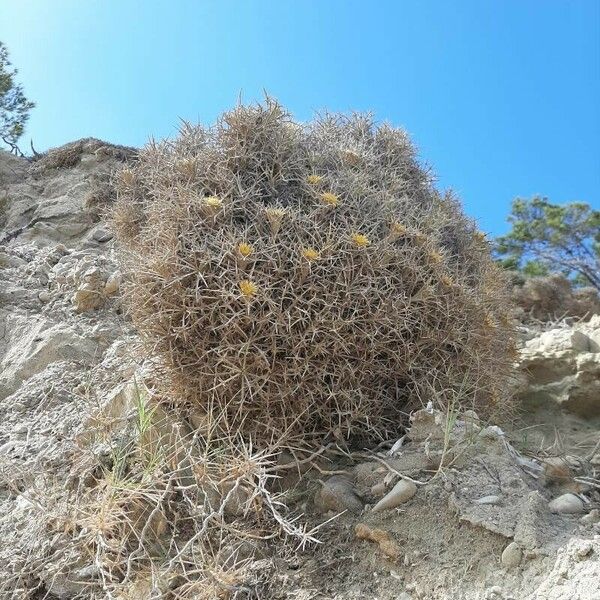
[114,100,515,448]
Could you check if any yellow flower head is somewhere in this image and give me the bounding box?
[302,247,320,261]
[320,192,340,207]
[474,231,487,242]
[239,279,258,298]
[440,274,454,287]
[204,196,222,208]
[307,174,323,185]
[237,242,253,258]
[351,232,370,248]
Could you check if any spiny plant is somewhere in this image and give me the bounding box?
[114,99,515,450]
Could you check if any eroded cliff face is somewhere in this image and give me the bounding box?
[517,317,600,419]
[0,145,598,600]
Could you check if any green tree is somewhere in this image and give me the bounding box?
[495,196,600,291]
[0,41,35,154]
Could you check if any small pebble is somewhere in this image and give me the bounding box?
[104,271,121,295]
[474,495,501,505]
[548,493,585,514]
[485,586,504,600]
[580,509,600,525]
[501,542,522,568]
[38,290,51,302]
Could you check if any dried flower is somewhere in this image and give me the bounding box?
[119,169,136,186]
[239,279,258,298]
[389,222,407,237]
[302,247,320,261]
[237,243,253,258]
[483,315,496,329]
[177,158,198,178]
[351,232,370,248]
[265,207,286,235]
[320,192,340,207]
[340,148,360,165]
[307,174,323,185]
[428,250,444,264]
[265,207,286,219]
[474,231,487,242]
[440,274,454,287]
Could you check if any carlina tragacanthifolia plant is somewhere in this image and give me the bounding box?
[113,98,515,449]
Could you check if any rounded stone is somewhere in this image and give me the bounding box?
[501,542,522,568]
[315,476,364,514]
[474,494,501,505]
[548,493,585,514]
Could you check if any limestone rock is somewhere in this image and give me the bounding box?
[72,282,105,312]
[518,319,600,418]
[0,315,100,400]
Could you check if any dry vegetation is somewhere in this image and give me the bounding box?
[114,99,515,451]
[512,274,600,323]
[30,137,135,174]
[5,120,599,599]
[4,100,517,598]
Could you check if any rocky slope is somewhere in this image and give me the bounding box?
[518,317,600,419]
[0,145,598,599]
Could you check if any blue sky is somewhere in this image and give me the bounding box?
[1,1,598,235]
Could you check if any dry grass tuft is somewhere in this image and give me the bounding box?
[31,138,135,173]
[113,98,515,451]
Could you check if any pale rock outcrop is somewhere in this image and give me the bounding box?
[518,316,600,418]
[0,314,100,400]
[0,139,133,248]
